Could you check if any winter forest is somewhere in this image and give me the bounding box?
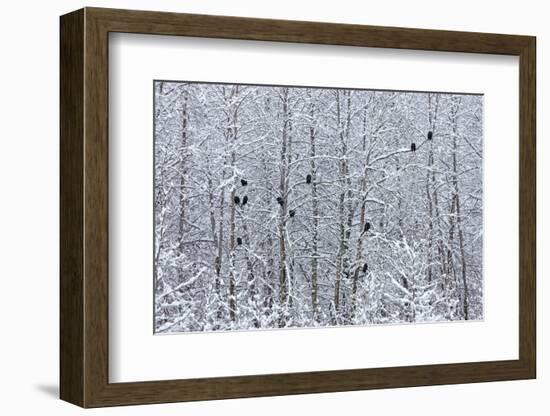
[154,80,483,334]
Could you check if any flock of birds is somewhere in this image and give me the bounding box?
[230,131,435,275]
[232,171,311,247]
[411,130,433,152]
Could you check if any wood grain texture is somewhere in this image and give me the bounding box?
[518,38,536,375]
[59,8,84,407]
[59,7,537,408]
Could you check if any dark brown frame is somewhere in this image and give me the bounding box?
[60,7,536,408]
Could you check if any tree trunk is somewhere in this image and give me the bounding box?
[278,87,290,326]
[451,97,470,320]
[177,89,189,282]
[226,86,240,322]
[333,90,352,323]
[308,94,320,321]
[352,104,370,318]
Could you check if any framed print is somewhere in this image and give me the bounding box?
[60,7,536,407]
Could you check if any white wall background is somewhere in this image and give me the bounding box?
[0,0,545,414]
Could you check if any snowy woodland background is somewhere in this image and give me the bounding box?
[153,81,483,333]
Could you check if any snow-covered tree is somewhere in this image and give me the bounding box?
[154,82,483,333]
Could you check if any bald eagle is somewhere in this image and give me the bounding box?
[363,222,371,234]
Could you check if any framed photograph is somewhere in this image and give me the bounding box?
[60,7,536,407]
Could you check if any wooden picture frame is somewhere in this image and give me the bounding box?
[60,7,536,408]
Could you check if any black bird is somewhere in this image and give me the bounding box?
[411,142,416,152]
[362,263,368,273]
[234,196,240,205]
[241,179,248,186]
[242,195,248,206]
[363,222,371,233]
[236,237,242,245]
[306,174,312,184]
[289,209,295,218]
[427,131,433,140]
[276,196,284,206]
